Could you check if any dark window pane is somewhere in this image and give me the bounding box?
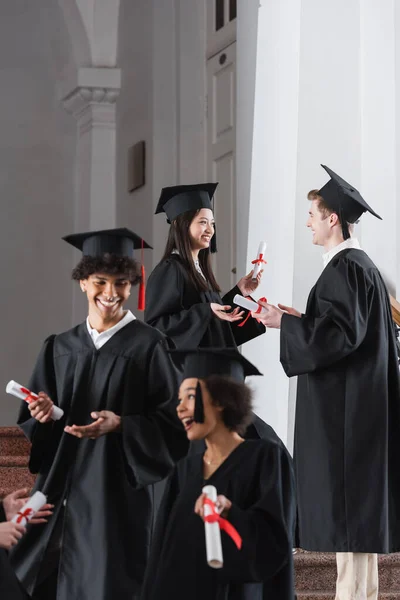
[229,0,237,21]
[216,0,224,31]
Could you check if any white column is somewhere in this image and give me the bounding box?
[62,67,121,323]
[359,0,396,293]
[63,68,121,231]
[237,0,301,447]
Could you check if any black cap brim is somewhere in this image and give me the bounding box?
[63,227,152,257]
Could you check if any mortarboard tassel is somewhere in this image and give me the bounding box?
[194,380,205,423]
[339,206,350,241]
[138,238,146,311]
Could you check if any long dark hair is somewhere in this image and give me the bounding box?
[162,209,221,293]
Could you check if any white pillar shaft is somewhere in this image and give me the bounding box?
[237,0,301,447]
[360,0,396,293]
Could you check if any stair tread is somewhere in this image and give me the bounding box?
[0,455,29,466]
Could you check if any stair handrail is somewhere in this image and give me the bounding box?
[390,295,400,327]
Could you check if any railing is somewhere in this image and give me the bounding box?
[390,295,400,327]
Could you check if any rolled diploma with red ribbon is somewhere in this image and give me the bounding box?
[6,380,64,421]
[11,491,47,526]
[233,294,267,316]
[251,241,267,282]
[202,485,223,569]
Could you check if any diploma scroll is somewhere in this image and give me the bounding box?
[11,491,47,526]
[202,485,223,569]
[233,294,267,316]
[251,242,267,282]
[6,380,64,421]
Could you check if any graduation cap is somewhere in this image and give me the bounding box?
[155,183,218,252]
[170,348,262,423]
[63,227,152,310]
[318,165,382,240]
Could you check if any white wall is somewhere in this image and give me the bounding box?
[116,0,154,313]
[0,0,76,424]
[117,0,208,300]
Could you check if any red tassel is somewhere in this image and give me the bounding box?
[138,264,146,311]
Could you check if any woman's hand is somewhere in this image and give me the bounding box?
[278,303,301,318]
[3,488,54,524]
[28,392,54,423]
[64,411,121,440]
[194,493,232,520]
[236,269,263,297]
[210,304,244,322]
[0,521,26,549]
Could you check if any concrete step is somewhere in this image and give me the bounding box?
[0,426,34,498]
[0,426,30,456]
[294,551,400,597]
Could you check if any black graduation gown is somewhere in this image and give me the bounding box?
[0,504,30,600]
[10,320,189,600]
[280,248,400,553]
[141,439,295,600]
[145,255,268,441]
[144,255,265,349]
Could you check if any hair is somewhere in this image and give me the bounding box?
[203,375,253,435]
[162,209,221,293]
[71,254,141,285]
[307,189,353,232]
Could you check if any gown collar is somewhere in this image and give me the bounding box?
[322,237,361,269]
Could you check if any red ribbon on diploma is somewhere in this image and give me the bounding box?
[15,508,33,525]
[251,254,267,267]
[237,297,267,328]
[203,497,242,550]
[21,387,36,404]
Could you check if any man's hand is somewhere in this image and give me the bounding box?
[236,269,263,297]
[278,303,301,318]
[252,300,284,329]
[194,493,232,520]
[28,392,54,423]
[0,521,25,549]
[64,411,121,440]
[3,488,54,524]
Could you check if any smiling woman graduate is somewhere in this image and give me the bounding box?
[141,348,295,600]
[10,228,188,600]
[145,183,273,442]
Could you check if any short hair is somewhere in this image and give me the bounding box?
[307,189,354,232]
[307,189,332,219]
[203,375,253,435]
[71,254,141,285]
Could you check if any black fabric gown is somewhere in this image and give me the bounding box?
[10,320,189,600]
[280,248,400,552]
[145,255,268,441]
[144,254,265,349]
[141,439,295,600]
[0,504,29,600]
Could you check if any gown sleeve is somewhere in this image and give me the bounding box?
[280,257,371,377]
[222,286,266,346]
[219,442,295,583]
[17,335,61,474]
[119,339,189,489]
[144,259,214,348]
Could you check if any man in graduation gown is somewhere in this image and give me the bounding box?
[141,348,295,600]
[10,228,189,600]
[255,165,400,599]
